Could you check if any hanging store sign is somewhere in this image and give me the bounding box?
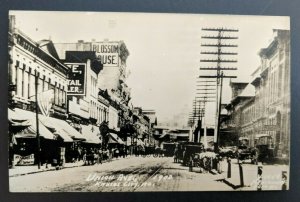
[92,42,119,67]
[66,63,87,96]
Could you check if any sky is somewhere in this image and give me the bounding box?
[10,11,290,126]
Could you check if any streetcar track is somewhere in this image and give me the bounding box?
[95,160,168,192]
[133,160,168,192]
[53,165,148,192]
[51,158,170,192]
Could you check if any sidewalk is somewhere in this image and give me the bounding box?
[9,156,132,177]
[217,159,289,190]
[9,161,83,177]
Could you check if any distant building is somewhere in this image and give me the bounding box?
[142,109,157,127]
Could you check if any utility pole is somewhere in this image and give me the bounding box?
[35,70,41,169]
[189,79,215,143]
[199,28,238,152]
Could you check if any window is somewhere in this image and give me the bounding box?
[54,82,58,105]
[21,68,24,97]
[58,86,62,106]
[27,73,30,99]
[62,90,66,105]
[15,64,18,93]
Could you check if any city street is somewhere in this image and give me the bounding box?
[10,156,231,192]
[8,12,291,193]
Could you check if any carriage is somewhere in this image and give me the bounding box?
[237,135,274,164]
[174,142,205,166]
[254,134,275,162]
[237,137,253,162]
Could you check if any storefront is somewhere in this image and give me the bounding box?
[9,108,87,166]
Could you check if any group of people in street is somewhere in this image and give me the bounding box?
[66,146,128,165]
[80,146,128,166]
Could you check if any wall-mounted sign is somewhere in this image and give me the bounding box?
[66,63,86,96]
[92,42,119,67]
[14,154,35,165]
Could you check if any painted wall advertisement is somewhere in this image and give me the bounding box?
[66,63,86,96]
[92,42,119,67]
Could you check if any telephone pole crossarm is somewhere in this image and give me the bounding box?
[200,67,237,71]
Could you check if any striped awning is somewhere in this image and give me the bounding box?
[39,116,85,141]
[8,108,31,127]
[12,108,55,140]
[108,133,124,144]
[13,108,77,142]
[81,124,101,144]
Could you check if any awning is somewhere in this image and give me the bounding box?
[239,137,249,141]
[81,124,101,144]
[108,133,124,144]
[8,108,31,127]
[39,116,86,141]
[12,108,55,140]
[126,137,132,146]
[255,134,270,139]
[38,117,73,142]
[173,133,189,137]
[136,139,145,146]
[159,134,169,139]
[108,137,118,144]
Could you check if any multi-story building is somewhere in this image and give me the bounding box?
[9,17,68,118]
[225,29,290,159]
[239,85,255,146]
[64,51,105,125]
[142,109,157,127]
[8,15,89,165]
[225,81,249,139]
[257,29,290,157]
[55,40,131,133]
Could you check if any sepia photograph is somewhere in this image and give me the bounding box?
[8,11,290,192]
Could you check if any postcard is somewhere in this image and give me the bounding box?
[8,11,290,192]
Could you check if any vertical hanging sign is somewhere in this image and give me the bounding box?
[66,63,87,96]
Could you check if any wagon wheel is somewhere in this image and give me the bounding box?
[202,157,211,171]
[195,160,201,167]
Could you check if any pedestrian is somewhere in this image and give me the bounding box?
[82,149,87,165]
[159,144,164,157]
[182,147,187,165]
[87,148,91,165]
[120,146,124,158]
[251,147,259,165]
[105,148,109,161]
[98,149,103,164]
[115,147,119,159]
[174,146,178,163]
[189,154,194,172]
[76,147,81,162]
[109,148,113,162]
[93,149,99,165]
[91,148,96,165]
